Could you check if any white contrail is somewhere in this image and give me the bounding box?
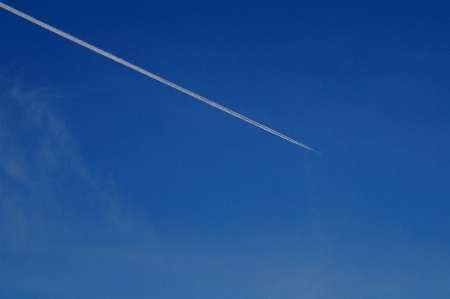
[0,2,320,153]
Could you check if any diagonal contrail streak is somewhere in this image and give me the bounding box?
[0,2,320,153]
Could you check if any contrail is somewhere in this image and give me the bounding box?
[0,2,320,153]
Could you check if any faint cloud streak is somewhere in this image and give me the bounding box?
[0,81,152,258]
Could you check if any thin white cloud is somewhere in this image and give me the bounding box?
[0,82,153,257]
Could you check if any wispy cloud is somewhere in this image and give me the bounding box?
[0,81,152,256]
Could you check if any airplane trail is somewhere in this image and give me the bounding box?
[0,2,320,153]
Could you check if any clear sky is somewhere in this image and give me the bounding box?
[1,1,449,298]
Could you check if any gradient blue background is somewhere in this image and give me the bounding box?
[1,1,449,298]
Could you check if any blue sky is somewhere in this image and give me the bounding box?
[1,1,449,298]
